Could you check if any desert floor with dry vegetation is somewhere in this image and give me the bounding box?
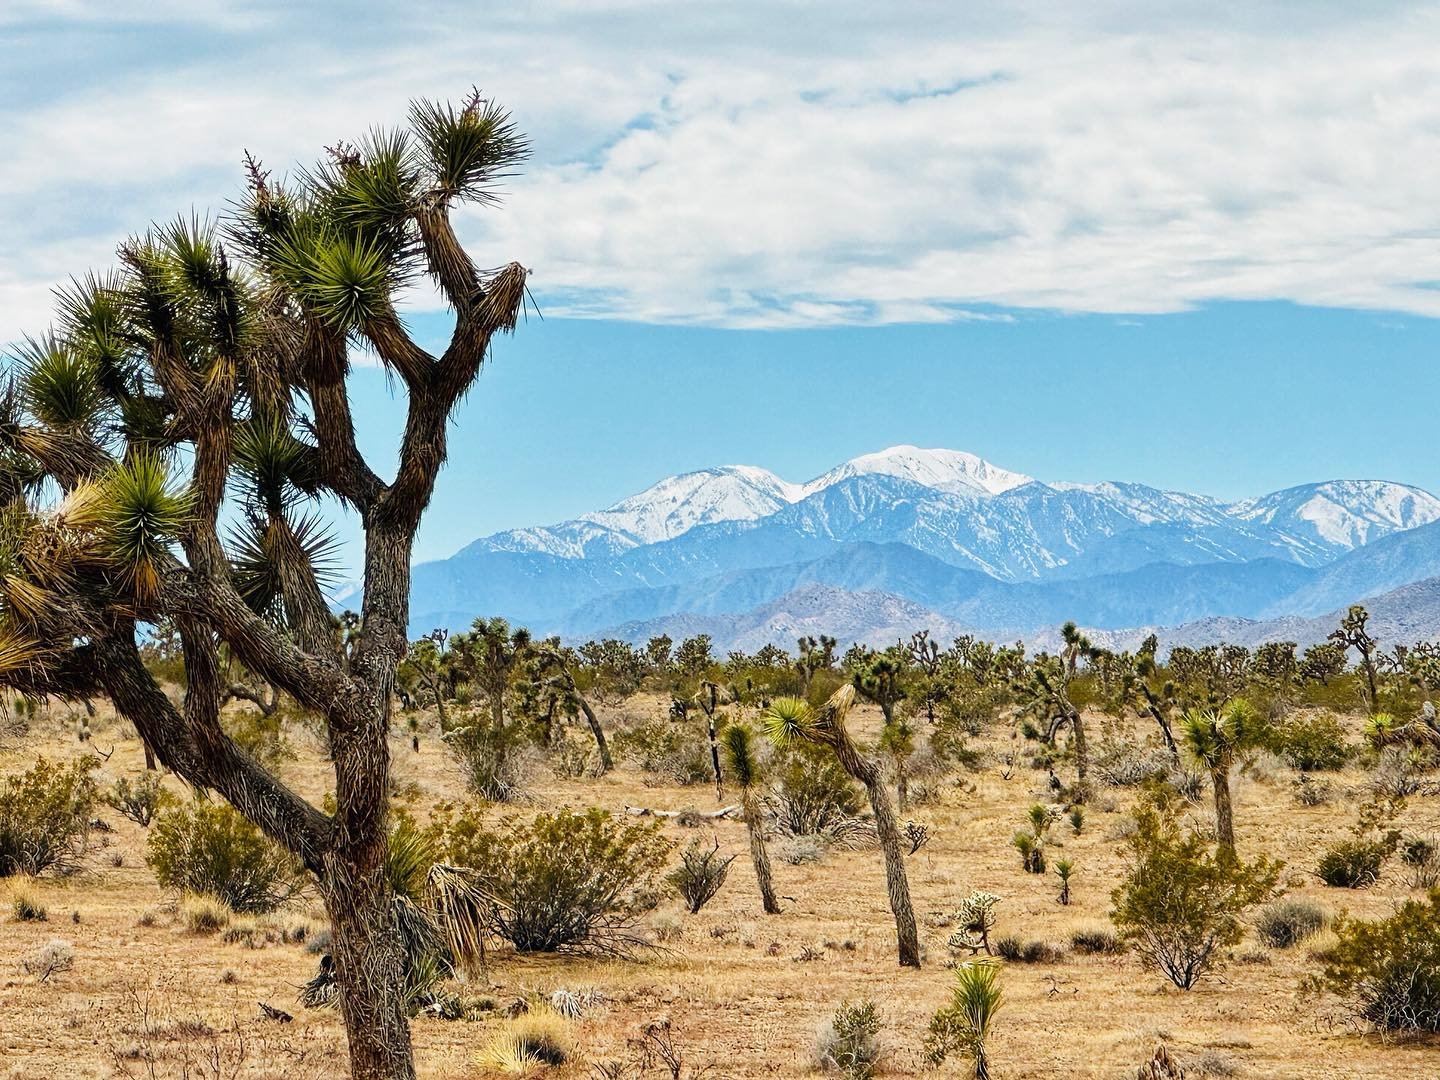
[2,696,1438,1080]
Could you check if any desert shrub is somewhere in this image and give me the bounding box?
[668,838,735,914]
[769,743,865,837]
[445,720,534,802]
[1368,747,1426,799]
[777,835,828,865]
[103,773,171,827]
[1254,898,1327,948]
[1070,926,1122,955]
[1401,836,1440,889]
[1310,889,1440,1032]
[1166,765,1207,803]
[815,999,882,1079]
[1110,789,1281,989]
[21,938,74,981]
[1270,713,1352,772]
[1292,774,1335,806]
[431,805,670,953]
[994,935,1065,964]
[0,757,97,877]
[147,799,309,913]
[222,710,295,766]
[181,893,234,933]
[615,718,712,786]
[1317,837,1395,889]
[1094,740,1171,787]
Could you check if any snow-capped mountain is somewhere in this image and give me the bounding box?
[800,445,1033,498]
[391,447,1440,643]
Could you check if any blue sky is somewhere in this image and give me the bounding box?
[4,3,1440,571]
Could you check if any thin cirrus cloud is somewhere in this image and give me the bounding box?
[4,1,1440,339]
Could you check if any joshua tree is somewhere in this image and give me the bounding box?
[796,633,837,693]
[852,650,907,726]
[694,679,729,801]
[1180,699,1263,853]
[537,639,613,773]
[1013,651,1090,799]
[0,91,530,1079]
[398,629,451,729]
[763,686,920,967]
[451,616,531,729]
[720,722,780,914]
[1330,604,1380,712]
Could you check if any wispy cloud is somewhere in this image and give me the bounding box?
[6,2,1440,335]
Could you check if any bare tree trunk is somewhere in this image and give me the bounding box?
[577,694,613,773]
[1146,703,1180,766]
[1212,766,1235,852]
[832,735,920,967]
[1069,706,1089,799]
[707,713,723,802]
[742,789,780,914]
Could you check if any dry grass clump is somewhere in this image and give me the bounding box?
[8,876,46,921]
[180,893,233,934]
[476,1006,574,1073]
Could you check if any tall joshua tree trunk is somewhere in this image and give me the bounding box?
[833,733,921,967]
[576,693,614,774]
[1211,764,1235,853]
[742,787,781,915]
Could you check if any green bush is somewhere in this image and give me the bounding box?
[1271,714,1352,772]
[614,718,712,786]
[1254,898,1327,948]
[0,757,97,877]
[1318,837,1395,889]
[667,838,735,914]
[146,799,308,913]
[445,719,534,802]
[815,999,882,1079]
[1310,889,1440,1032]
[1110,789,1281,989]
[103,772,171,827]
[223,710,295,766]
[769,743,864,838]
[430,806,670,953]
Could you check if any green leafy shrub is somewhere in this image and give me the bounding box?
[614,718,712,786]
[1401,836,1440,889]
[1271,713,1352,772]
[768,742,865,838]
[103,772,171,827]
[1318,837,1395,888]
[1254,898,1327,948]
[430,805,670,953]
[815,999,882,1079]
[223,710,295,766]
[1310,889,1440,1032]
[146,799,308,913]
[667,838,735,914]
[1110,789,1281,989]
[445,719,534,802]
[0,757,97,877]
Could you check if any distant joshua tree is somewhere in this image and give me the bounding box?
[1181,699,1263,853]
[721,722,781,914]
[764,686,921,967]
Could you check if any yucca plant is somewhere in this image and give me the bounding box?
[924,960,1003,1078]
[1054,859,1075,905]
[721,722,780,914]
[0,89,531,1079]
[763,688,920,967]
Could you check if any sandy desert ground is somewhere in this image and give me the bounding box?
[2,695,1438,1080]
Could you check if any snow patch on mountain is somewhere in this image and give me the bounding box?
[1233,480,1440,549]
[803,445,1032,498]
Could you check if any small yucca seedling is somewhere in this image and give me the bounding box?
[1013,831,1046,874]
[1068,807,1084,835]
[1054,859,1074,905]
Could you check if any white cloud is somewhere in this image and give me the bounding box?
[5,2,1440,335]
